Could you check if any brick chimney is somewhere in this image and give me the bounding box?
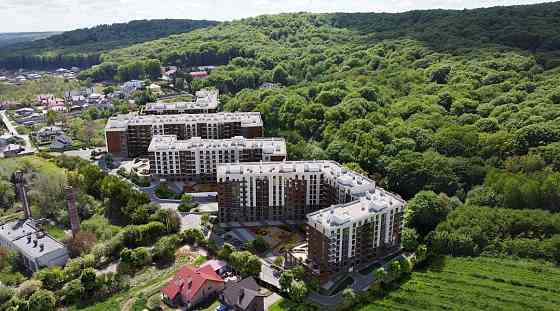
[65,186,80,237]
[13,171,32,219]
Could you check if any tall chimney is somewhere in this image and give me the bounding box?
[13,171,32,219]
[65,186,80,237]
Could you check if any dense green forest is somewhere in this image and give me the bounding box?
[83,2,560,265]
[0,32,60,48]
[0,19,217,70]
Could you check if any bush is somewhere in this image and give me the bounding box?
[146,294,162,310]
[28,289,56,311]
[17,279,43,298]
[154,183,177,199]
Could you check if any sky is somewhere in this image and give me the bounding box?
[0,0,553,32]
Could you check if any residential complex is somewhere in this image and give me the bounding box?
[105,112,263,157]
[143,89,219,115]
[216,160,404,274]
[148,135,286,182]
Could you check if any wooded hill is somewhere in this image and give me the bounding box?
[0,32,61,48]
[0,19,218,70]
[81,2,560,264]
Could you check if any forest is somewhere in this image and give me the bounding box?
[81,2,560,267]
[0,19,217,70]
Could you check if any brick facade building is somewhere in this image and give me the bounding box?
[142,89,219,115]
[216,161,404,274]
[105,112,264,158]
[148,135,286,182]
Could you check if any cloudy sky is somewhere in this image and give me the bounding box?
[0,0,551,32]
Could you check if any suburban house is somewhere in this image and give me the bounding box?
[16,113,44,126]
[2,144,25,157]
[121,80,144,97]
[49,134,73,151]
[220,277,267,311]
[161,264,225,309]
[199,259,229,277]
[36,126,64,143]
[15,107,35,116]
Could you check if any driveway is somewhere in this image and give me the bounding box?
[0,110,37,154]
[264,293,282,310]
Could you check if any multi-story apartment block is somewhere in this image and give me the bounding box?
[216,160,404,274]
[105,112,264,158]
[148,135,287,182]
[306,190,404,274]
[142,89,219,115]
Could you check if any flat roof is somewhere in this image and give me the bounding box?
[105,111,263,132]
[145,89,219,111]
[148,135,286,156]
[217,160,377,188]
[0,219,67,259]
[307,190,404,231]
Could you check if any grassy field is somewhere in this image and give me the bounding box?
[358,256,560,311]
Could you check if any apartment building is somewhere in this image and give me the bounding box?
[216,160,404,274]
[306,190,404,274]
[105,112,264,158]
[148,135,286,182]
[143,89,219,115]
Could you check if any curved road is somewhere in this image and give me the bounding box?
[0,110,37,154]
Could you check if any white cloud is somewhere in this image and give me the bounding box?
[0,0,551,32]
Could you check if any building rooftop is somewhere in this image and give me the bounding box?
[218,160,376,189]
[0,219,67,259]
[307,189,404,231]
[144,89,218,113]
[148,135,286,157]
[105,111,263,132]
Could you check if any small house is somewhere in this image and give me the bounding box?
[220,277,267,311]
[161,265,225,309]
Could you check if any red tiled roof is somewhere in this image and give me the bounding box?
[190,71,208,78]
[161,264,224,302]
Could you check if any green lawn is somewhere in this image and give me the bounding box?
[193,255,208,267]
[358,256,560,311]
[46,224,66,240]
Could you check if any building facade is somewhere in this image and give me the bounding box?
[105,112,264,158]
[148,135,286,182]
[143,89,219,115]
[306,192,404,275]
[216,161,404,274]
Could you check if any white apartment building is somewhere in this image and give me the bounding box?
[148,135,287,181]
[143,89,219,114]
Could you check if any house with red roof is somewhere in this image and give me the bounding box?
[190,71,209,79]
[161,264,225,309]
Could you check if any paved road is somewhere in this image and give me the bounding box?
[0,110,37,154]
[263,293,282,310]
[307,252,405,306]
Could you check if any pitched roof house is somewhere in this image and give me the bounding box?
[161,264,225,309]
[220,277,266,311]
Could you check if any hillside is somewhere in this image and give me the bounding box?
[82,2,560,262]
[0,19,218,70]
[0,32,61,48]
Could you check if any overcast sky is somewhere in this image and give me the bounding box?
[0,0,552,32]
